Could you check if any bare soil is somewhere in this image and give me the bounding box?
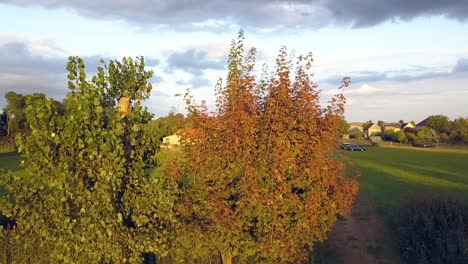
[322,192,402,264]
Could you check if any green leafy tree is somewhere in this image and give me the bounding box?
[3,91,26,136]
[405,132,418,143]
[353,131,364,139]
[450,118,468,143]
[338,118,350,137]
[417,127,438,144]
[426,115,451,134]
[167,32,358,264]
[362,120,372,129]
[0,57,176,263]
[394,130,408,143]
[3,92,62,137]
[382,130,396,141]
[0,112,7,137]
[377,120,385,129]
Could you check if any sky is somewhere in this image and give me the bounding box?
[0,0,467,122]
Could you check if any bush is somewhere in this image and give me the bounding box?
[394,198,468,264]
[352,131,364,139]
[405,132,417,143]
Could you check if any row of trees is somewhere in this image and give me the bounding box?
[1,92,64,137]
[0,32,358,263]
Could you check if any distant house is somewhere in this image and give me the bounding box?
[348,123,363,135]
[383,122,402,132]
[416,117,430,130]
[363,123,382,139]
[401,122,415,130]
[162,133,181,148]
[348,127,363,137]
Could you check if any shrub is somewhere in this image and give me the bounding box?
[405,132,417,143]
[394,198,468,264]
[353,131,364,139]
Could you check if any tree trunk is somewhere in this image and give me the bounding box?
[221,251,232,264]
[118,97,131,115]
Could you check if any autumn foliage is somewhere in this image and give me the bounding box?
[167,31,358,263]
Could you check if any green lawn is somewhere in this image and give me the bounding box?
[0,152,21,171]
[344,145,468,215]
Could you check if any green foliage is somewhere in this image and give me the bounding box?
[338,118,350,137]
[405,132,417,143]
[0,112,7,137]
[450,118,468,143]
[353,131,364,139]
[3,92,62,137]
[417,127,438,144]
[426,115,451,135]
[345,146,468,214]
[0,56,176,263]
[394,198,468,264]
[394,131,407,143]
[146,112,192,145]
[377,120,385,129]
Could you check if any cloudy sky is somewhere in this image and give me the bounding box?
[0,0,467,122]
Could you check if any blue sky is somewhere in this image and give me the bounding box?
[0,1,467,122]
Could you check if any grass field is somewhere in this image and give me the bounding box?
[0,152,20,171]
[2,145,467,213]
[344,145,468,215]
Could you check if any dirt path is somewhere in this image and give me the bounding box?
[322,192,402,264]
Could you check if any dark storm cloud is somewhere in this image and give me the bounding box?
[324,0,468,27]
[166,49,225,75]
[2,0,467,29]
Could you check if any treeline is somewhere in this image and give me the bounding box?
[0,32,358,263]
[378,115,468,144]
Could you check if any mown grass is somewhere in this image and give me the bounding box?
[0,152,20,171]
[343,145,468,215]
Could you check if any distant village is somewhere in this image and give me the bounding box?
[343,115,468,145]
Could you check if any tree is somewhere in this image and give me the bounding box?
[417,127,438,144]
[3,91,26,136]
[167,32,358,263]
[354,131,364,139]
[3,92,61,137]
[377,120,385,129]
[394,130,408,143]
[426,115,451,134]
[338,118,350,137]
[0,57,176,263]
[362,120,373,129]
[405,132,418,143]
[382,130,396,141]
[450,118,468,143]
[0,112,7,137]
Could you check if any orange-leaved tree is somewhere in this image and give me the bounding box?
[167,31,358,263]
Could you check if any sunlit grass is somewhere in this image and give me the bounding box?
[345,146,468,215]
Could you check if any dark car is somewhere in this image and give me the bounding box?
[349,145,365,151]
[341,143,352,150]
[413,142,436,148]
[421,143,435,148]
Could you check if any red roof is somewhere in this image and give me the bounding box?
[416,118,429,127]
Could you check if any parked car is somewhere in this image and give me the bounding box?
[340,143,352,150]
[349,145,366,151]
[413,142,436,148]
